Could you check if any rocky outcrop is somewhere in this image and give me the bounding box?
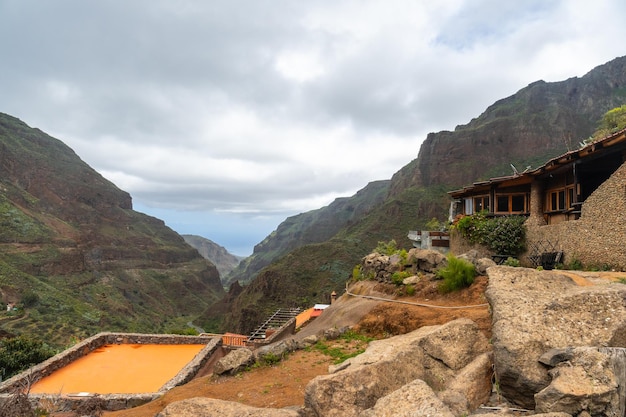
[213,348,254,376]
[361,248,495,285]
[485,266,626,409]
[303,318,491,417]
[156,397,299,417]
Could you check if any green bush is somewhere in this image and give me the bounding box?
[0,335,56,379]
[436,254,476,293]
[391,270,411,286]
[405,285,416,296]
[374,239,399,255]
[503,257,520,267]
[454,213,526,256]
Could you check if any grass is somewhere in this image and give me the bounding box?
[309,330,373,364]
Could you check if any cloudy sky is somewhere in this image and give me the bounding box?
[1,1,625,256]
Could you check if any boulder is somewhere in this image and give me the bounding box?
[474,257,496,275]
[254,339,298,364]
[535,347,625,416]
[402,274,421,285]
[408,248,447,273]
[485,267,626,409]
[213,348,254,375]
[303,318,491,417]
[155,397,299,417]
[297,334,319,349]
[437,352,493,416]
[361,379,455,417]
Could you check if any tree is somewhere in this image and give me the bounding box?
[0,335,55,380]
[588,104,626,142]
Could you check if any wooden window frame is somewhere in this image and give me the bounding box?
[494,193,527,214]
[546,186,576,212]
[472,195,490,214]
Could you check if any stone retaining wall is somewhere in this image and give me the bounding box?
[0,332,220,412]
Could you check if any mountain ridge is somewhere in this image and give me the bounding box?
[0,113,225,345]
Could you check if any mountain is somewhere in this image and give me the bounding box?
[0,113,225,346]
[222,180,390,288]
[182,235,244,281]
[206,55,626,335]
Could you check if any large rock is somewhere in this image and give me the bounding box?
[303,318,491,417]
[155,397,299,416]
[408,248,447,273]
[213,348,254,375]
[485,267,626,409]
[535,347,625,416]
[361,379,455,417]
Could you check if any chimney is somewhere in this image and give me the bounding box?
[330,291,337,304]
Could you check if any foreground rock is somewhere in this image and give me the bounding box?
[213,347,254,375]
[303,318,492,417]
[536,347,626,416]
[486,266,626,409]
[156,397,299,416]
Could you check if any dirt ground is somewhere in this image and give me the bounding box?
[92,275,491,417]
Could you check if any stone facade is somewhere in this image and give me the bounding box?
[524,160,626,270]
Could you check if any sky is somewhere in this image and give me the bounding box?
[1,1,625,256]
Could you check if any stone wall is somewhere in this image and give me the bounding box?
[524,160,626,270]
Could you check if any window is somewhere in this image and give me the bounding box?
[495,194,527,214]
[473,196,489,213]
[547,187,575,211]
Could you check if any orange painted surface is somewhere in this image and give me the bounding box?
[295,308,313,328]
[30,344,205,395]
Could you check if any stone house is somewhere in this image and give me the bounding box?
[448,128,626,270]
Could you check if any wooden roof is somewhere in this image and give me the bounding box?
[449,127,626,198]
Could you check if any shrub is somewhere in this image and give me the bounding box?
[391,270,411,286]
[352,265,363,281]
[454,213,526,256]
[503,257,520,267]
[436,254,476,293]
[0,335,56,380]
[374,240,398,255]
[405,285,415,296]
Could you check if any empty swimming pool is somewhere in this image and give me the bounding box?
[30,343,206,394]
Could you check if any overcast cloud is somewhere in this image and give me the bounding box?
[1,0,625,255]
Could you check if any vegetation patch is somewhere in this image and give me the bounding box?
[454,212,526,256]
[436,254,476,293]
[309,330,373,364]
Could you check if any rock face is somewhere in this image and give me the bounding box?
[535,347,624,416]
[361,379,455,417]
[182,234,243,280]
[303,318,492,417]
[485,266,626,409]
[156,397,299,417]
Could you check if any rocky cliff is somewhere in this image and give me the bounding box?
[389,55,626,195]
[0,113,225,345]
[182,235,243,282]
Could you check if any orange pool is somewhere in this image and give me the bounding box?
[30,344,205,394]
